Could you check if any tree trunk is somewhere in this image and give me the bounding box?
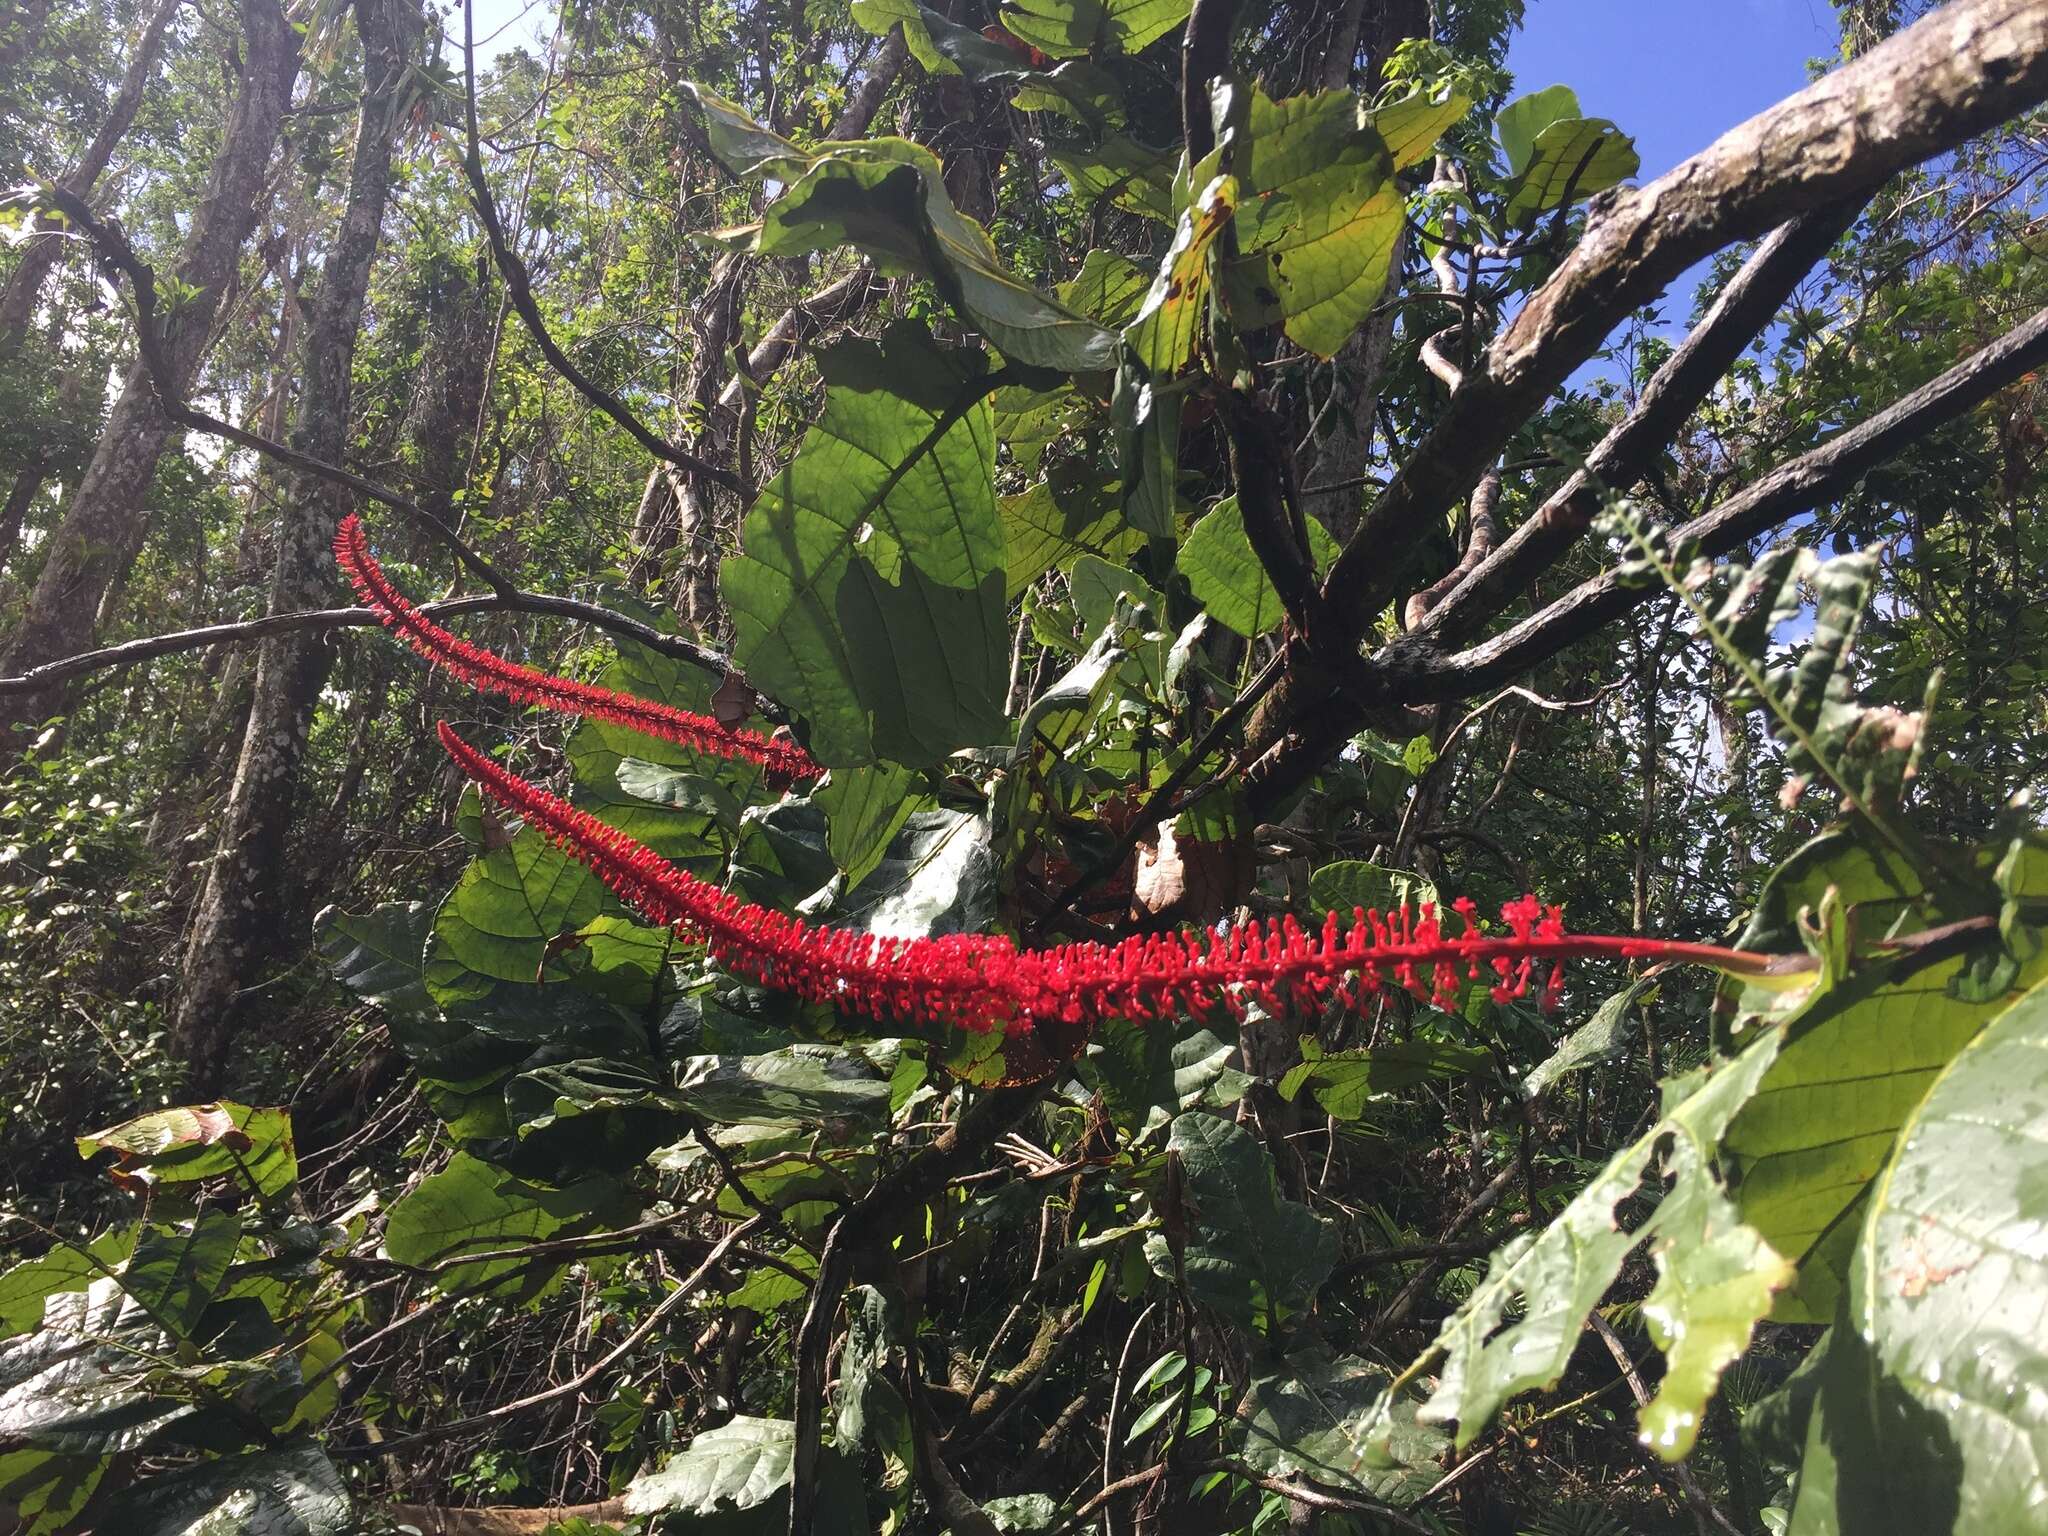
[0,0,298,748]
[0,0,185,347]
[171,0,413,1091]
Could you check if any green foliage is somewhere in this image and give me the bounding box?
[724,323,1008,768]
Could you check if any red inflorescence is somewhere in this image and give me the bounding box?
[437,723,1589,1039]
[335,515,820,788]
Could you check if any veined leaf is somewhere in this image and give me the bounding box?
[423,826,607,1006]
[685,88,1115,374]
[816,761,925,892]
[382,1152,630,1299]
[1145,1112,1337,1330]
[1001,461,1146,599]
[1215,82,1403,358]
[1369,84,1471,170]
[1720,831,2048,1322]
[1306,859,1437,918]
[1522,974,1656,1102]
[1418,1029,1791,1457]
[999,0,1190,58]
[1179,493,1338,638]
[723,322,1008,768]
[1787,975,2048,1533]
[1048,135,1177,224]
[1504,114,1639,223]
[1235,1344,1447,1500]
[1124,174,1238,376]
[1279,1037,1492,1121]
[91,1444,353,1536]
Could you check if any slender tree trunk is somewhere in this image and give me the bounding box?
[171,0,413,1090]
[0,0,185,346]
[0,0,298,747]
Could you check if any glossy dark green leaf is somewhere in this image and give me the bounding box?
[674,1044,893,1126]
[92,1443,353,1536]
[382,1152,631,1298]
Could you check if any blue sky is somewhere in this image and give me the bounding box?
[1506,1,1839,180]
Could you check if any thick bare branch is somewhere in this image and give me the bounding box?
[1323,0,2048,636]
[1388,299,2048,701]
[1419,195,1868,644]
[0,591,748,702]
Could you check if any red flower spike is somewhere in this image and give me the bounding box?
[438,725,1652,1048]
[336,515,820,788]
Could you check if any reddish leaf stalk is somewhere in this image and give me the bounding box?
[335,514,819,787]
[438,724,1743,1040]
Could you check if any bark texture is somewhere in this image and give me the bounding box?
[171,0,414,1090]
[0,0,298,745]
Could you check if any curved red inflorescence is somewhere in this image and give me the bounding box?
[436,724,1609,1039]
[335,514,820,788]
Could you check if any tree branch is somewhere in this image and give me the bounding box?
[1420,195,1868,644]
[458,10,747,495]
[0,594,750,705]
[1324,0,2048,638]
[1391,298,2048,701]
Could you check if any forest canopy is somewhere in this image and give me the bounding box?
[2,0,2047,1532]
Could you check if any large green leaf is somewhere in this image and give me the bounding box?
[1369,84,1470,171]
[1787,975,2048,1534]
[723,323,1009,769]
[1305,859,1437,918]
[623,1414,796,1518]
[0,1230,133,1340]
[1124,175,1237,376]
[674,1044,894,1126]
[686,88,1115,374]
[1503,114,1639,223]
[381,1152,630,1298]
[1215,83,1404,357]
[1494,84,1578,175]
[998,0,1190,57]
[1000,461,1146,600]
[92,1444,353,1536]
[1179,494,1338,637]
[0,1276,201,1459]
[1278,1037,1492,1122]
[76,1102,296,1201]
[1234,1344,1447,1500]
[1521,974,1655,1101]
[1418,1030,1791,1456]
[816,761,924,892]
[1719,832,2046,1323]
[0,1445,105,1536]
[1145,1112,1337,1330]
[424,827,608,1006]
[1048,135,1176,223]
